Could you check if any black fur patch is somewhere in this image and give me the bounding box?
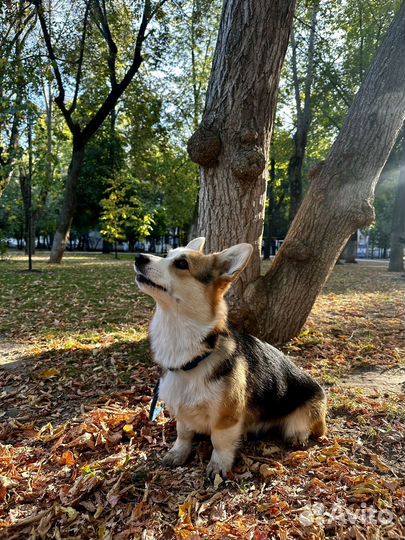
[208,354,235,381]
[236,332,324,421]
[206,325,324,421]
[196,270,214,284]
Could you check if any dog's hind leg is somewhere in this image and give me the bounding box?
[163,420,194,467]
[281,407,311,447]
[281,395,327,446]
[310,396,327,438]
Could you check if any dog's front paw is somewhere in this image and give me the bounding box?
[206,451,233,480]
[162,448,189,467]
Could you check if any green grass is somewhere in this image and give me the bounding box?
[0,252,153,348]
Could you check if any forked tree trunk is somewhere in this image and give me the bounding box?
[388,131,405,272]
[39,0,154,263]
[188,0,295,307]
[242,3,405,343]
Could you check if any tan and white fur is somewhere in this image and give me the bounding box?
[135,238,327,478]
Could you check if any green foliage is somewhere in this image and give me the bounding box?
[366,166,398,252]
[1,0,400,255]
[159,0,222,139]
[269,0,403,241]
[74,128,125,234]
[268,127,293,238]
[100,173,155,244]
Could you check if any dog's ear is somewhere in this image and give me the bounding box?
[185,237,206,252]
[216,243,253,279]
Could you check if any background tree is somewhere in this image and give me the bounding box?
[243,3,405,343]
[287,0,319,221]
[388,128,405,271]
[31,0,167,263]
[0,2,35,198]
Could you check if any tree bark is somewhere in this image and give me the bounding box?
[188,0,295,309]
[49,144,85,262]
[288,0,319,222]
[241,3,405,343]
[388,130,405,272]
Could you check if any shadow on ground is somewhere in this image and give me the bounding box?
[0,337,153,443]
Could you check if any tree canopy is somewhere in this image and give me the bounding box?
[0,0,402,272]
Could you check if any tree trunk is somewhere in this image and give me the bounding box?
[241,3,405,343]
[288,1,319,222]
[288,130,306,221]
[32,78,54,238]
[188,0,295,309]
[49,144,85,263]
[0,0,29,199]
[343,231,358,263]
[263,158,276,259]
[388,131,405,272]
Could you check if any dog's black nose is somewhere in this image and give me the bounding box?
[135,253,150,267]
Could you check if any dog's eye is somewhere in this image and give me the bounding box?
[174,258,189,270]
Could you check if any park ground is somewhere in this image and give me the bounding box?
[0,253,404,539]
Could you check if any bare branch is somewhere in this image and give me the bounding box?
[91,0,118,89]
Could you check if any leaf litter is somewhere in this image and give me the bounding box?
[0,255,404,539]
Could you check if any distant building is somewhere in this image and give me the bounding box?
[357,230,369,258]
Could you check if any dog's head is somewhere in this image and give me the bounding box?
[134,238,253,322]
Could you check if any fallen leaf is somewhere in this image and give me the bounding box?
[58,505,78,522]
[39,368,60,379]
[286,450,309,464]
[259,462,286,478]
[179,497,194,525]
[62,450,76,467]
[213,474,223,489]
[369,453,392,473]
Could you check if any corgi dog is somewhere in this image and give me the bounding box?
[134,238,326,478]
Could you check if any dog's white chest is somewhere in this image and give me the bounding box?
[159,371,207,412]
[159,371,219,433]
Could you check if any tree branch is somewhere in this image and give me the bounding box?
[91,0,118,89]
[301,0,319,130]
[290,28,302,119]
[0,4,34,52]
[32,0,78,136]
[69,1,90,114]
[81,0,153,143]
[150,0,169,20]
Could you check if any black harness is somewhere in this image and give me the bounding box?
[149,331,222,421]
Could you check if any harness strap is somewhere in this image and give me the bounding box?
[167,331,220,372]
